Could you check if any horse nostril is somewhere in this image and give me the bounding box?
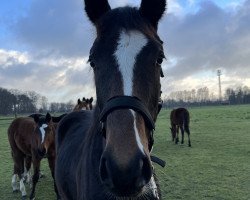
[37,148,46,158]
[100,154,152,195]
[100,158,114,188]
[138,157,152,187]
[100,158,107,181]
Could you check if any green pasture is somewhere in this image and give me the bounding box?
[0,105,250,199]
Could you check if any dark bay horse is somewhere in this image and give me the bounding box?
[170,108,191,147]
[55,0,166,199]
[8,113,60,199]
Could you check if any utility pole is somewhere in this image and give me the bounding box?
[217,69,222,102]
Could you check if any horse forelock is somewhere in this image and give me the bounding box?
[96,7,158,38]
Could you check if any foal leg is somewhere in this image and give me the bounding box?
[20,175,27,200]
[11,174,19,193]
[175,126,179,144]
[185,125,191,147]
[180,126,184,144]
[25,156,32,188]
[12,160,21,193]
[30,159,40,200]
[17,160,27,199]
[12,151,26,196]
[48,153,61,200]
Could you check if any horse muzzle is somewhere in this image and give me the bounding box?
[99,151,152,197]
[37,148,47,158]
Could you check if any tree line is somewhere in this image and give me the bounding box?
[0,87,75,115]
[1,85,250,115]
[163,86,250,108]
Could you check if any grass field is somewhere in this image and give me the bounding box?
[0,105,250,200]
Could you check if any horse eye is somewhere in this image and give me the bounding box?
[156,57,163,65]
[88,57,96,69]
[90,61,95,68]
[156,53,165,66]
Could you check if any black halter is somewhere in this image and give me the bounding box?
[99,96,155,151]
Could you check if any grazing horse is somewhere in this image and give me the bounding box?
[73,97,93,111]
[170,108,191,147]
[8,113,60,199]
[55,0,166,199]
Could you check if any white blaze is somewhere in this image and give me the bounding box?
[39,124,48,144]
[114,30,147,96]
[131,110,144,153]
[114,30,148,153]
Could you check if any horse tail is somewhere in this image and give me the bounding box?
[183,110,190,134]
[7,120,17,151]
[8,119,24,174]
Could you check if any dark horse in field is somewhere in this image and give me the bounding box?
[55,0,166,199]
[8,113,60,199]
[170,108,191,147]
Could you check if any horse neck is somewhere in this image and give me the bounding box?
[46,123,57,148]
[86,107,103,166]
[76,108,105,198]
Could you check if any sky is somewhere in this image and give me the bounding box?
[0,0,249,103]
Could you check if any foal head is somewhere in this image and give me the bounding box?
[73,98,88,111]
[85,0,166,197]
[83,97,94,110]
[33,113,55,157]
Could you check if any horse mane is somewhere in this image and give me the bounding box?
[75,109,106,198]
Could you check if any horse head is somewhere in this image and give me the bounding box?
[85,0,166,197]
[73,98,88,111]
[84,97,94,110]
[33,113,55,158]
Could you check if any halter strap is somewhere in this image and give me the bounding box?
[150,155,166,168]
[99,96,155,150]
[99,96,166,165]
[99,96,155,130]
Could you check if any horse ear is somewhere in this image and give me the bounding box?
[78,98,81,104]
[89,97,93,103]
[139,0,167,29]
[84,0,111,24]
[45,113,52,123]
[34,115,39,124]
[82,97,86,102]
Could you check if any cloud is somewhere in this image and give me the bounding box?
[11,0,185,58]
[0,49,95,102]
[1,0,250,102]
[12,0,94,57]
[159,0,250,96]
